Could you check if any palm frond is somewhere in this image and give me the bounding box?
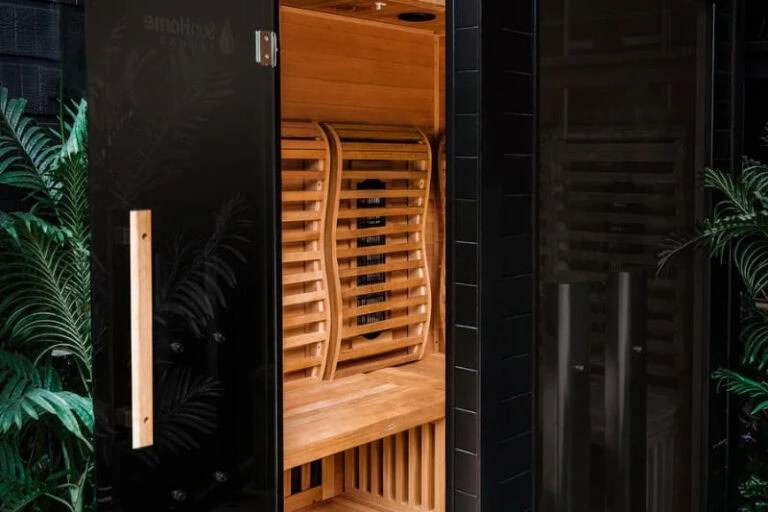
[741,303,768,371]
[155,196,249,338]
[734,237,768,298]
[0,88,59,201]
[0,440,77,512]
[0,351,93,443]
[135,367,221,467]
[713,368,768,415]
[0,226,92,385]
[53,99,88,163]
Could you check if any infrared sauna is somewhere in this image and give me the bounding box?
[277,3,447,511]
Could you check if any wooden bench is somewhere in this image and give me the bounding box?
[284,354,445,512]
[281,123,445,512]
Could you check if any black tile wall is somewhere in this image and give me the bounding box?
[0,0,84,213]
[0,0,84,121]
[447,0,536,510]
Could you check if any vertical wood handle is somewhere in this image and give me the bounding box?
[130,210,153,449]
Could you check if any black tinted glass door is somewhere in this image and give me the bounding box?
[86,0,280,509]
[536,0,708,509]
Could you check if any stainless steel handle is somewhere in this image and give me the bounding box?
[556,281,592,512]
[130,210,153,449]
[540,281,591,512]
[605,270,647,512]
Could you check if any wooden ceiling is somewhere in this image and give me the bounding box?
[281,0,445,34]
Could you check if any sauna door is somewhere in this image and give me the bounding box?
[535,0,707,510]
[86,0,281,509]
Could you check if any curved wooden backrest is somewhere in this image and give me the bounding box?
[436,137,446,352]
[323,123,433,379]
[281,121,333,382]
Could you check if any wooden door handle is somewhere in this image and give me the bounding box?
[129,210,153,449]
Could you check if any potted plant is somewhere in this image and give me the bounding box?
[0,88,93,511]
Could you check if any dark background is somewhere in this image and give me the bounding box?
[0,0,84,211]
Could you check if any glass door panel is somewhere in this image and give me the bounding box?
[87,0,280,509]
[536,0,706,509]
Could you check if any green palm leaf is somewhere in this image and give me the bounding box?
[0,352,92,443]
[0,88,59,202]
[713,369,768,415]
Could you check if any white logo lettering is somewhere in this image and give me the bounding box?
[143,15,233,54]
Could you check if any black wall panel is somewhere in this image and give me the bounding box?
[447,0,536,510]
[707,0,744,509]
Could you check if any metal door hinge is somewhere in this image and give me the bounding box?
[255,30,278,68]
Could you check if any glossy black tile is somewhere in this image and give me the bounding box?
[455,243,478,284]
[455,158,479,199]
[455,27,481,71]
[499,314,532,359]
[455,1,479,29]
[455,326,479,370]
[500,196,532,236]
[455,71,480,114]
[455,283,478,327]
[455,450,479,494]
[455,409,478,453]
[456,114,480,156]
[500,236,533,276]
[455,199,479,242]
[455,489,478,512]
[454,367,478,412]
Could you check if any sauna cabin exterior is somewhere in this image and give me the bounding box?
[82,0,742,510]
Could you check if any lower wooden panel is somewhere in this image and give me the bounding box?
[343,420,445,512]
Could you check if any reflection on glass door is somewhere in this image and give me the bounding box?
[536,0,706,509]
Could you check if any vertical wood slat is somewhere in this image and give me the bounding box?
[421,423,435,509]
[395,431,407,503]
[301,463,312,491]
[434,419,446,512]
[284,470,292,498]
[359,443,370,492]
[408,427,420,506]
[371,439,382,496]
[345,449,356,491]
[322,455,336,500]
[129,210,153,449]
[383,436,394,500]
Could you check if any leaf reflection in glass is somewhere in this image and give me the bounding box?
[131,195,251,467]
[134,366,221,468]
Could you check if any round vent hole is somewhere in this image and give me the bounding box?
[397,11,436,22]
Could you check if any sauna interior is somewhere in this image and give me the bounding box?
[278,2,447,511]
